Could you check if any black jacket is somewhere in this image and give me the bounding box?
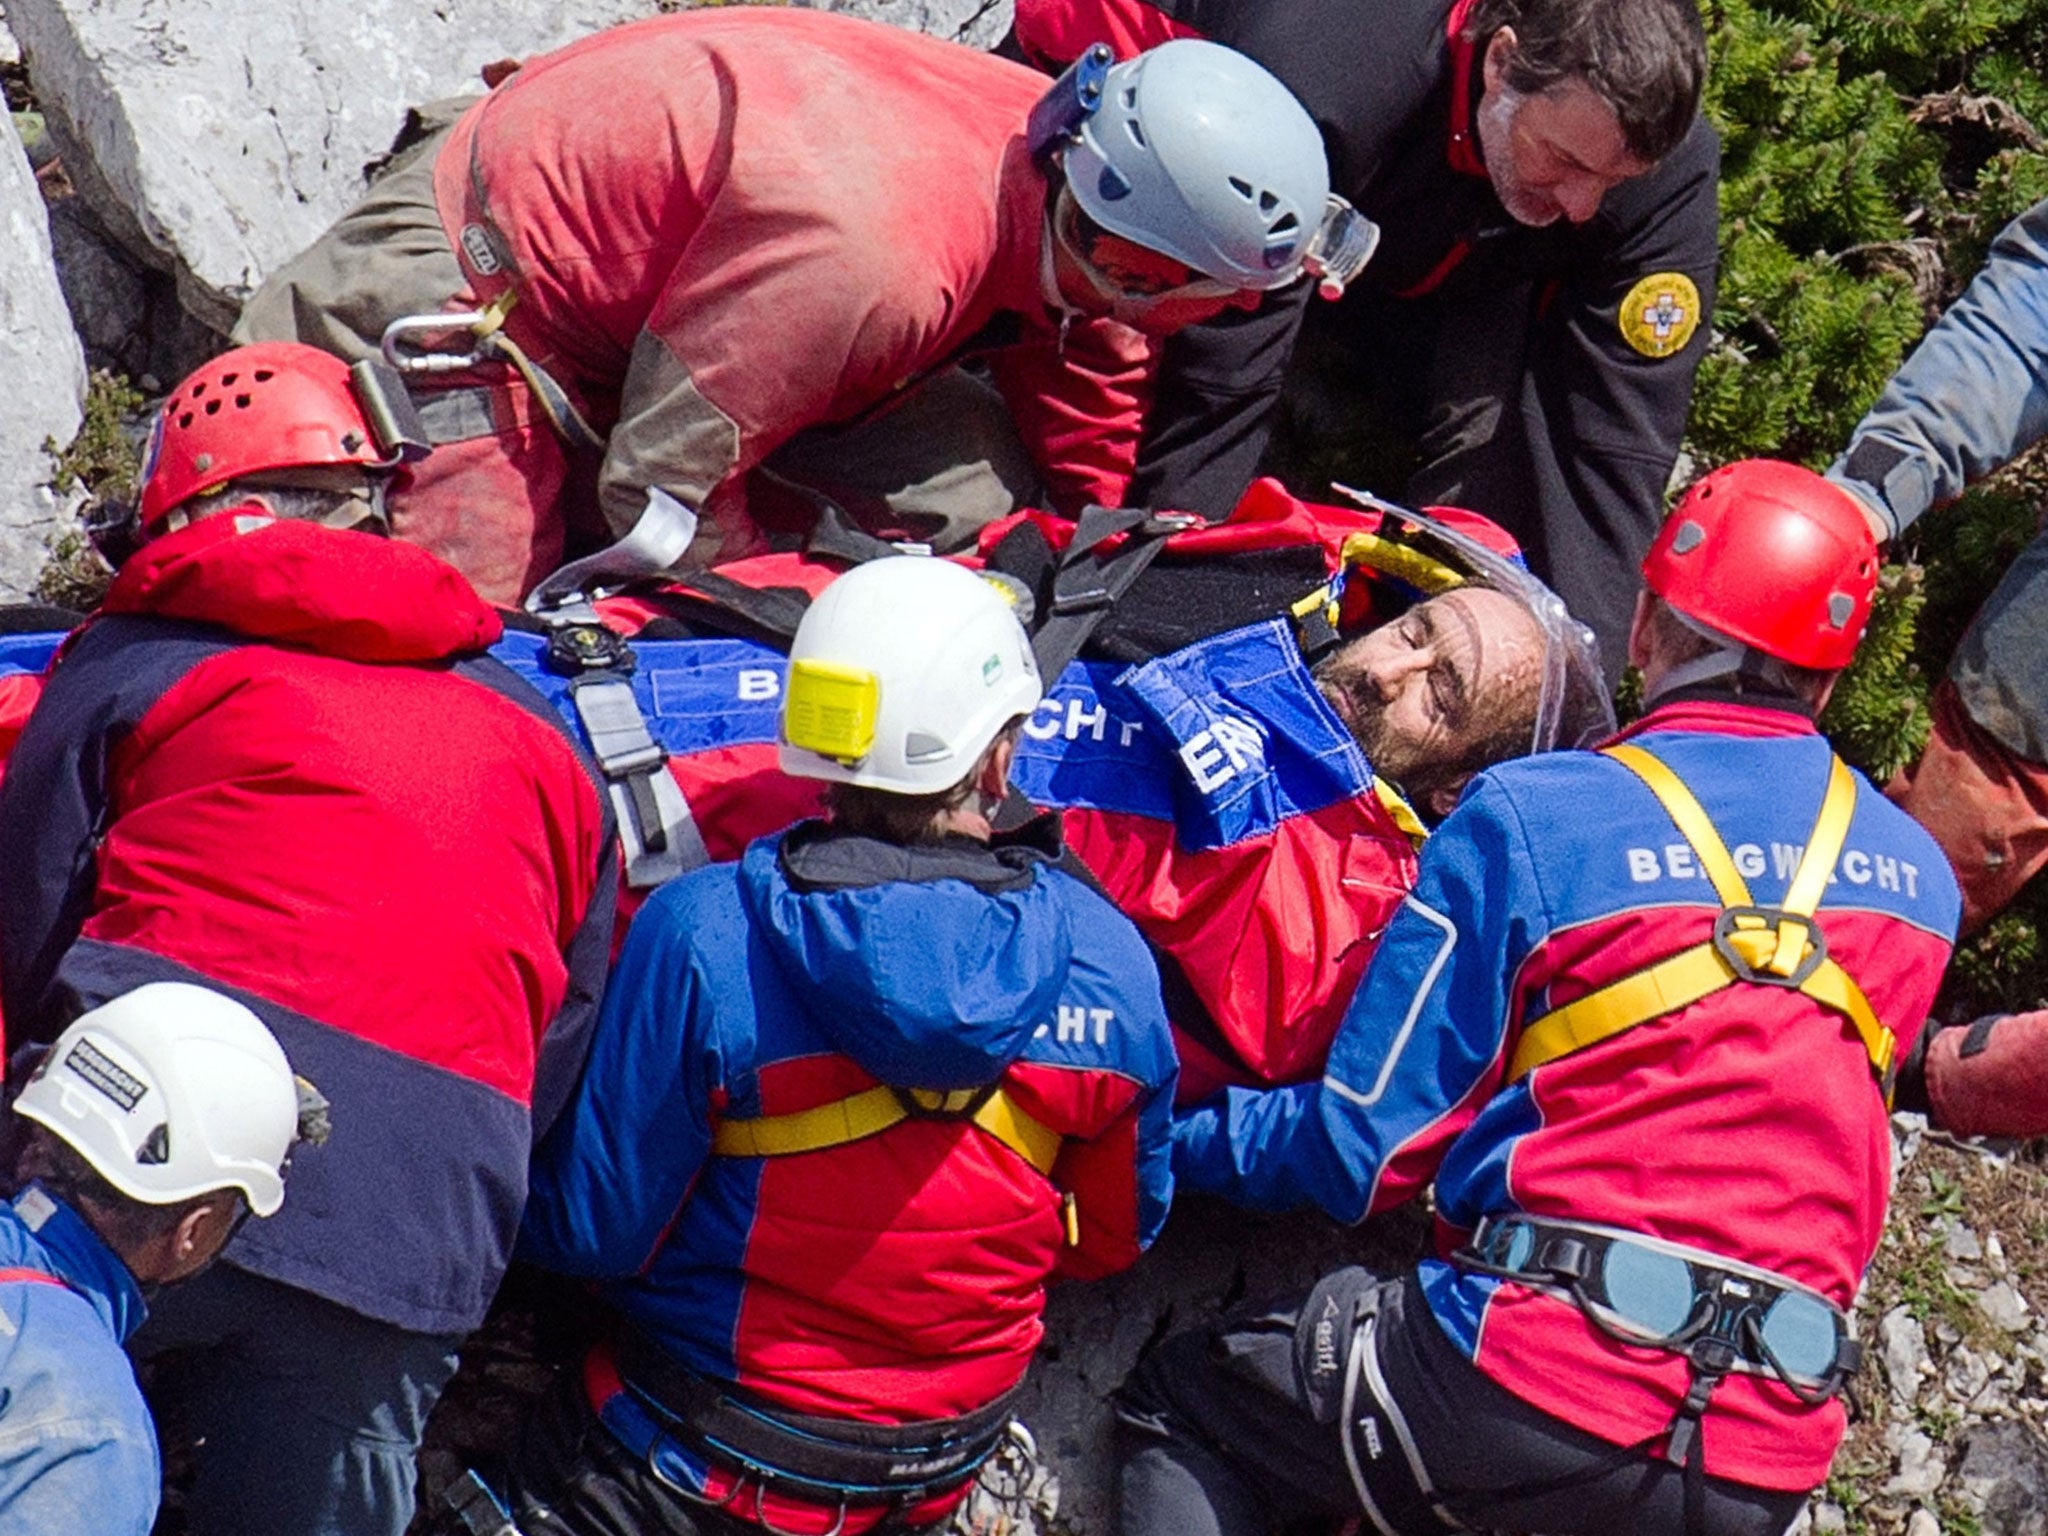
[1017,0,1720,657]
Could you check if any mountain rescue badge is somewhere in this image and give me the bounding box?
[1618,273,1701,359]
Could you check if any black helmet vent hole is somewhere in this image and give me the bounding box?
[204,400,222,415]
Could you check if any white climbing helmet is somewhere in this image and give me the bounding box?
[1055,39,1332,289]
[13,982,300,1218]
[779,557,1043,796]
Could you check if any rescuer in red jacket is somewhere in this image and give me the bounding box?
[0,344,617,1536]
[237,9,1348,604]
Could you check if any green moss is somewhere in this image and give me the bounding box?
[46,368,146,503]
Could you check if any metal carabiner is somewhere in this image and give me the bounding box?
[380,310,494,375]
[747,1478,850,1536]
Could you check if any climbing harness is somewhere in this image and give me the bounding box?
[1506,744,1896,1101]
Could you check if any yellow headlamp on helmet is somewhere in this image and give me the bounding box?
[782,659,880,765]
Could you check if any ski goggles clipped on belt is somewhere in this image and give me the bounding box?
[1457,1214,1860,1461]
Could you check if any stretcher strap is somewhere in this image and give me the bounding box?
[712,1084,1062,1176]
[1507,746,1895,1100]
[569,676,709,890]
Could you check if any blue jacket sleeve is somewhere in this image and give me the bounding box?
[1171,775,1547,1222]
[0,1420,160,1536]
[0,1304,160,1536]
[1831,197,2048,538]
[516,878,724,1277]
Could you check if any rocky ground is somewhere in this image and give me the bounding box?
[1800,1123,2048,1536]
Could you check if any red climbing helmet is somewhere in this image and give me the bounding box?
[138,343,387,528]
[1642,459,1880,671]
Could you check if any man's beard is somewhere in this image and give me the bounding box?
[1329,680,1460,816]
[1477,89,1563,228]
[1323,677,1418,786]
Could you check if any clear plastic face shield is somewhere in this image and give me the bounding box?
[1331,485,1616,755]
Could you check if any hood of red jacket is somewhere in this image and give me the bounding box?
[101,510,503,662]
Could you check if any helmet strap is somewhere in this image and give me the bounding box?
[1645,608,1808,710]
[1039,206,1089,336]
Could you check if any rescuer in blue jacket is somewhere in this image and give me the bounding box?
[0,983,304,1536]
[1118,461,1957,1536]
[498,556,1178,1536]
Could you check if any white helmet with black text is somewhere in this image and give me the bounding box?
[779,557,1043,796]
[13,982,300,1217]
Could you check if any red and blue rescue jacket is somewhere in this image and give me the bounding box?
[0,513,617,1337]
[1173,701,1959,1490]
[518,821,1177,1532]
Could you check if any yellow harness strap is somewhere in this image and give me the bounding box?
[711,1085,1063,1177]
[1506,745,1896,1101]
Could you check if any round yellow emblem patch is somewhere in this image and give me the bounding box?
[1617,272,1702,359]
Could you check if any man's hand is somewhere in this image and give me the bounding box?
[1833,477,1895,546]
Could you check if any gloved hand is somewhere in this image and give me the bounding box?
[1900,1012,2048,1138]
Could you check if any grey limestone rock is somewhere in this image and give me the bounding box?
[1883,1424,1947,1499]
[805,0,1014,50]
[0,101,84,600]
[1882,1307,1930,1405]
[1956,1421,2048,1536]
[6,0,663,330]
[1983,1280,2035,1335]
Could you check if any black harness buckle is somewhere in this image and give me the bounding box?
[544,621,635,678]
[1711,907,1827,987]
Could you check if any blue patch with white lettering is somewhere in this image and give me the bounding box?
[1479,729,1960,932]
[1009,661,1178,824]
[493,622,1372,852]
[1117,619,1373,851]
